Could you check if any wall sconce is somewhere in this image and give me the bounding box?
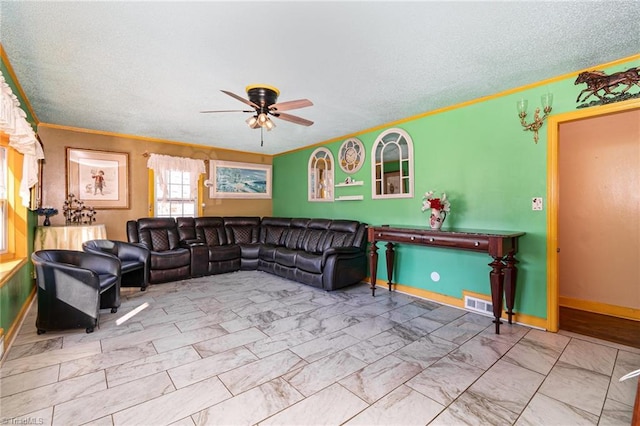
[517,93,553,144]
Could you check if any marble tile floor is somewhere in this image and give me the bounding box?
[1,270,638,426]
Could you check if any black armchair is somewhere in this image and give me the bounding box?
[83,239,150,291]
[31,250,121,334]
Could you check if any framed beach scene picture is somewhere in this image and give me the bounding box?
[209,160,272,199]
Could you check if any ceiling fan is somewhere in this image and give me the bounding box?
[201,85,313,146]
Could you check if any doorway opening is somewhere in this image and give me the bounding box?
[546,98,640,342]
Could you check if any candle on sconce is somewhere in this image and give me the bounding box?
[517,99,528,115]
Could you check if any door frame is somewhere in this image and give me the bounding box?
[546,97,640,332]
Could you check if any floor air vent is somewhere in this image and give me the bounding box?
[464,295,493,316]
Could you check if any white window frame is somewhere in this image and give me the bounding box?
[308,147,334,202]
[0,146,7,253]
[154,169,197,218]
[371,128,414,199]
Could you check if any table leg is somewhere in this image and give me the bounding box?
[369,242,379,296]
[503,250,519,324]
[489,257,505,334]
[385,242,395,292]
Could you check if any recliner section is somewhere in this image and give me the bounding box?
[127,216,367,290]
[127,217,191,284]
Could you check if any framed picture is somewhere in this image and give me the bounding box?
[384,171,400,194]
[66,147,129,209]
[209,160,272,199]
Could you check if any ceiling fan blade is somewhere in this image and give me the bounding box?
[272,111,314,126]
[269,99,313,112]
[200,109,254,113]
[220,90,259,109]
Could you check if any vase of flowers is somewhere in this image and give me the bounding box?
[36,207,59,226]
[421,191,450,230]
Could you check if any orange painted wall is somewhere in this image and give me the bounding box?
[36,125,273,241]
[558,109,640,309]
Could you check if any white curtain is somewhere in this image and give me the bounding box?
[146,153,205,201]
[0,71,44,207]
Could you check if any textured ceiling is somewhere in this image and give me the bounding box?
[2,1,639,155]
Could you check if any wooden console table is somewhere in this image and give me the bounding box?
[368,225,525,334]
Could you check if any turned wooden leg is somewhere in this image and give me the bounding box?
[503,250,519,324]
[369,242,379,296]
[489,257,505,334]
[385,242,395,292]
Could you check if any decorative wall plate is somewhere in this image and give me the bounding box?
[338,138,365,173]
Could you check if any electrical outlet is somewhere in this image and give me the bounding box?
[532,197,543,211]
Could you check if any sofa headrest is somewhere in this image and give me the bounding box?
[138,217,177,230]
[329,220,360,233]
[261,217,291,227]
[223,217,261,226]
[194,217,225,228]
[307,219,331,230]
[176,217,195,228]
[291,218,310,228]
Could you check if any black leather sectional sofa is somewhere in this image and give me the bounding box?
[126,216,368,291]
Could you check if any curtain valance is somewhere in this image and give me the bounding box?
[1,71,44,207]
[146,153,206,200]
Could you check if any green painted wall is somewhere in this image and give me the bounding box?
[1,57,38,338]
[0,257,35,336]
[273,58,640,321]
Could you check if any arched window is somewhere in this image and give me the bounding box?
[371,128,414,199]
[308,147,334,201]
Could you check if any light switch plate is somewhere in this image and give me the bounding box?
[532,197,543,211]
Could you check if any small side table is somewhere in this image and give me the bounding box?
[34,224,107,251]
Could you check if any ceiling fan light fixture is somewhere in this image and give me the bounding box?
[264,118,275,131]
[246,115,259,129]
[257,113,269,125]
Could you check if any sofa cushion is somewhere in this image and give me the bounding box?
[203,227,224,246]
[148,229,172,251]
[302,219,332,254]
[259,244,278,262]
[176,217,197,241]
[324,220,359,249]
[265,226,288,245]
[274,247,298,267]
[137,218,181,251]
[150,248,190,270]
[295,251,323,274]
[208,245,240,262]
[239,243,261,260]
[260,217,291,245]
[194,217,228,246]
[224,217,260,244]
[283,218,310,250]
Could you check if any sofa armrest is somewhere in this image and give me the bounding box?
[180,239,205,247]
[322,246,363,264]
